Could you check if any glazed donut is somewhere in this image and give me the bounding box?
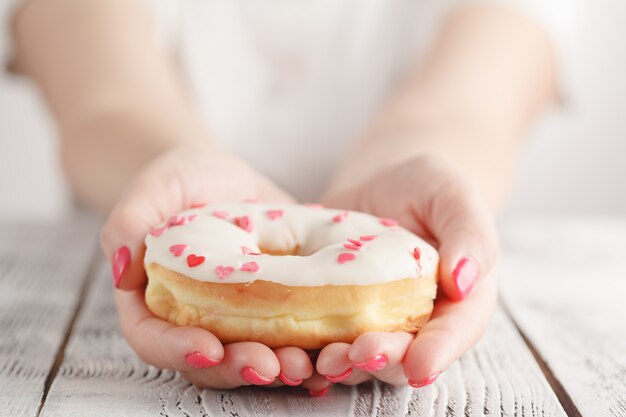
[143,203,438,349]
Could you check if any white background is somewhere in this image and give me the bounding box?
[0,1,624,221]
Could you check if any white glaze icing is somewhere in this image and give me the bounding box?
[143,203,438,286]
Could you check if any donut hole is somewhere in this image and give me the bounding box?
[258,245,301,256]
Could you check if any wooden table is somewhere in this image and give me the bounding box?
[1,213,624,416]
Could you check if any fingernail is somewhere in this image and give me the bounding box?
[278,371,303,386]
[325,367,352,383]
[309,385,331,397]
[241,366,275,385]
[453,257,479,299]
[408,372,440,388]
[112,246,131,288]
[353,354,388,372]
[185,351,221,369]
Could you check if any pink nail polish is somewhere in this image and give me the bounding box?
[453,257,479,299]
[278,371,303,386]
[353,354,388,372]
[241,367,275,385]
[309,385,330,397]
[408,372,440,388]
[112,246,130,288]
[325,367,352,383]
[185,351,220,369]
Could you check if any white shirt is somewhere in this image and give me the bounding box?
[0,0,578,201]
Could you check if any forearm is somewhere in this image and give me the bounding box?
[326,4,557,211]
[13,0,210,212]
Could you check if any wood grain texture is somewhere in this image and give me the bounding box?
[500,218,626,417]
[41,257,565,416]
[0,214,99,417]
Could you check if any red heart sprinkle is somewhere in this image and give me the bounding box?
[240,261,259,272]
[337,253,356,264]
[413,247,421,261]
[360,235,377,241]
[380,218,399,227]
[169,244,188,257]
[215,265,235,279]
[212,210,229,219]
[343,243,361,250]
[332,211,349,223]
[234,215,254,232]
[187,254,205,267]
[347,238,363,246]
[149,226,167,237]
[266,209,284,220]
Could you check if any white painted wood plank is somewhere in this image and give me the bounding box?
[500,217,626,417]
[42,257,564,416]
[0,214,100,417]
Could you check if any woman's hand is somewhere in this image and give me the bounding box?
[314,154,499,389]
[100,144,314,389]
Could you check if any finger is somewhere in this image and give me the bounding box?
[180,342,281,389]
[274,346,313,386]
[426,176,499,301]
[348,331,414,385]
[114,288,224,371]
[316,343,370,385]
[404,272,497,387]
[301,370,334,397]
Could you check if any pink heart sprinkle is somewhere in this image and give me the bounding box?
[360,235,377,241]
[332,211,349,223]
[215,265,235,279]
[343,243,361,251]
[187,254,205,267]
[149,226,167,237]
[303,203,324,209]
[347,238,363,246]
[240,261,259,272]
[380,218,399,227]
[413,247,421,261]
[337,252,356,264]
[167,215,184,226]
[169,244,188,257]
[187,214,198,222]
[266,209,284,220]
[234,215,254,233]
[213,210,229,219]
[241,246,261,255]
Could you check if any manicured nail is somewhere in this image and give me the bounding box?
[353,354,388,372]
[309,385,331,397]
[241,366,275,385]
[185,351,220,369]
[408,372,440,388]
[112,246,131,288]
[325,367,352,383]
[453,257,479,299]
[278,371,303,386]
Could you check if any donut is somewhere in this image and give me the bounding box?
[143,203,438,349]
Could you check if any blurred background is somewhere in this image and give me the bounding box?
[0,1,624,221]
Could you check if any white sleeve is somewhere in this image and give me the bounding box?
[0,0,23,73]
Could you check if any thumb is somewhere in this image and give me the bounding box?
[428,184,499,302]
[100,174,187,291]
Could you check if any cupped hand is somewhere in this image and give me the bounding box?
[100,144,314,389]
[315,154,499,390]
